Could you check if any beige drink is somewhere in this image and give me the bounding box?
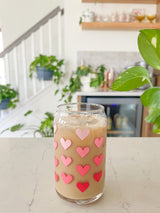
[54,103,107,204]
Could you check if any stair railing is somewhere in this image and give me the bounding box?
[0,6,64,120]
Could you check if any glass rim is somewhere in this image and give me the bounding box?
[57,103,104,114]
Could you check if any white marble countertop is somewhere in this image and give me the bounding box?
[0,137,160,213]
[76,90,144,97]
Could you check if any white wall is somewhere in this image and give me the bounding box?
[0,0,63,48]
[0,0,156,66]
[64,0,156,70]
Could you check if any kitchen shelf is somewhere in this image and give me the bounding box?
[81,22,160,30]
[82,0,157,3]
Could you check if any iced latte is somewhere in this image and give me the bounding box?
[54,103,107,204]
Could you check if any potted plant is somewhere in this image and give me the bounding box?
[35,112,54,137]
[29,54,64,83]
[111,29,160,134]
[56,64,106,103]
[0,84,19,110]
[1,111,54,137]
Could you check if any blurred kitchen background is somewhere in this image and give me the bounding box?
[0,0,159,137]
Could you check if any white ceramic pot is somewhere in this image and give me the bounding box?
[81,73,99,92]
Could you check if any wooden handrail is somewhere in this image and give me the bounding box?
[0,6,64,58]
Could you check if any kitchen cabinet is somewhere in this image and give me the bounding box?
[81,0,160,30]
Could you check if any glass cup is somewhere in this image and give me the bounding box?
[147,14,156,23]
[136,9,145,22]
[54,103,107,204]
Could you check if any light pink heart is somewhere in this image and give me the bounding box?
[61,172,73,184]
[54,157,59,167]
[76,146,90,158]
[54,124,57,134]
[76,165,90,176]
[54,141,58,150]
[61,155,72,167]
[60,138,72,150]
[94,137,103,148]
[94,154,103,166]
[76,128,90,141]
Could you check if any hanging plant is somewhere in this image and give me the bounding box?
[29,54,64,83]
[0,84,19,109]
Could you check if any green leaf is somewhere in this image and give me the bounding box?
[153,125,160,134]
[145,108,160,124]
[76,66,90,76]
[79,17,82,25]
[140,87,160,109]
[13,99,19,103]
[90,78,99,88]
[54,89,59,95]
[138,29,160,70]
[45,112,54,120]
[24,110,33,116]
[110,66,150,91]
[8,101,13,108]
[10,124,24,132]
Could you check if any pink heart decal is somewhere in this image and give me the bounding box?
[55,172,59,182]
[54,141,58,150]
[94,154,103,166]
[76,146,90,158]
[76,128,90,141]
[76,165,90,176]
[54,124,57,134]
[54,157,59,167]
[61,155,72,167]
[94,137,103,148]
[61,172,73,184]
[60,138,72,150]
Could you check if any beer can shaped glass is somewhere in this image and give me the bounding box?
[54,103,107,204]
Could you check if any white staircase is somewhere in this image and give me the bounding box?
[0,7,64,136]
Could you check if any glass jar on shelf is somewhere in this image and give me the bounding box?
[135,9,146,23]
[147,14,156,23]
[111,12,118,22]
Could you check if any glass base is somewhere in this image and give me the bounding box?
[56,191,103,205]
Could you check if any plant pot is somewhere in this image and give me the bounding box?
[36,66,54,81]
[81,74,99,92]
[0,98,10,110]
